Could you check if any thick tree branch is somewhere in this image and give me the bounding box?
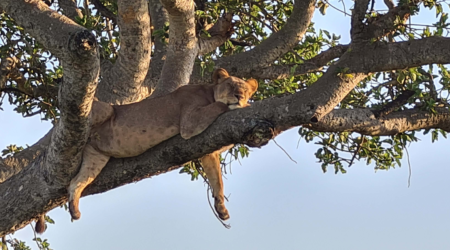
[142,0,169,94]
[350,0,370,41]
[304,108,450,135]
[96,0,151,104]
[248,45,349,80]
[197,13,233,55]
[384,0,395,10]
[214,0,315,74]
[151,0,197,98]
[342,37,450,74]
[362,2,416,41]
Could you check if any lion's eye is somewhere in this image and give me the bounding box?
[235,95,242,100]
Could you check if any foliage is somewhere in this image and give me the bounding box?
[1,144,24,157]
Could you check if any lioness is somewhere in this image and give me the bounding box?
[68,68,258,221]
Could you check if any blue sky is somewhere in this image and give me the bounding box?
[2,2,450,250]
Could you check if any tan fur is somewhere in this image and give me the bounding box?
[68,68,258,220]
[200,145,234,220]
[35,214,46,234]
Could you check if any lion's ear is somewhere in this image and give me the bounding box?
[246,78,259,94]
[212,68,230,84]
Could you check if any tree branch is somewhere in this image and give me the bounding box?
[350,0,370,42]
[341,37,450,74]
[247,45,349,80]
[151,0,197,98]
[214,0,316,74]
[384,0,395,10]
[141,0,169,95]
[304,108,450,135]
[96,0,151,104]
[362,2,416,41]
[197,13,233,55]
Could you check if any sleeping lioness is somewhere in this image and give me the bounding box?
[67,68,258,221]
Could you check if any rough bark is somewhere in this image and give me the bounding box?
[350,0,370,42]
[305,108,450,135]
[150,0,197,97]
[96,0,151,104]
[142,0,169,94]
[197,13,234,55]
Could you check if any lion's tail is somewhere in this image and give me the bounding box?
[35,214,46,234]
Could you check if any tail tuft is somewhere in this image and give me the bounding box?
[35,214,46,234]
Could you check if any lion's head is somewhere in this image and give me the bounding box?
[212,68,258,110]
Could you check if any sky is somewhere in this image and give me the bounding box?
[2,2,450,250]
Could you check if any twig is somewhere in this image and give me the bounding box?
[405,146,412,188]
[372,89,415,118]
[340,0,347,14]
[273,138,297,164]
[29,224,43,250]
[418,67,438,100]
[323,0,351,16]
[348,135,365,167]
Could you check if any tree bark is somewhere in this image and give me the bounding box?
[305,108,450,135]
[96,0,152,104]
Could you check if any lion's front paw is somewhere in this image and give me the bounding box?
[214,197,230,220]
